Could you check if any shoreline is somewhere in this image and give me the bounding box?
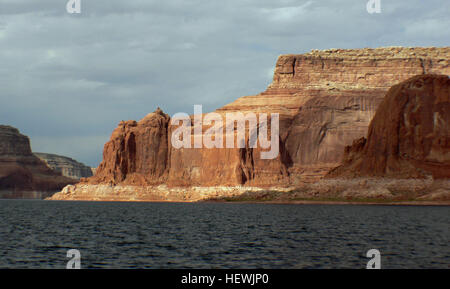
[38,198,450,206]
[45,179,450,205]
[219,200,450,206]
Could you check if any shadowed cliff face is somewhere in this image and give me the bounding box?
[84,47,449,187]
[0,125,32,156]
[0,126,75,198]
[328,74,450,179]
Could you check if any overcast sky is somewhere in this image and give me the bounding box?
[0,0,449,167]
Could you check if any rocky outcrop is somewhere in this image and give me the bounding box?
[0,125,32,156]
[34,153,93,180]
[327,74,450,179]
[50,46,450,202]
[88,108,171,185]
[0,125,75,199]
[49,184,285,202]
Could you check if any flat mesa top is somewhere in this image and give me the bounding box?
[280,46,450,59]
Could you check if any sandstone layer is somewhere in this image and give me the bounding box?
[49,47,450,202]
[0,125,75,199]
[50,184,291,202]
[34,152,93,180]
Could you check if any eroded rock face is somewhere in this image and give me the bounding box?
[328,74,450,179]
[88,108,171,185]
[0,125,32,156]
[0,126,75,199]
[280,47,449,181]
[213,47,450,182]
[34,153,93,180]
[81,47,449,189]
[166,112,290,187]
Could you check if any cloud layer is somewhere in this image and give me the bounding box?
[0,0,449,166]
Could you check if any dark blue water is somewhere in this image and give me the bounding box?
[0,200,448,269]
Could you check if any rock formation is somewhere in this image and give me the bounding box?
[280,47,449,181]
[89,108,171,185]
[0,125,75,199]
[327,74,450,179]
[184,47,449,184]
[34,153,93,180]
[50,46,450,202]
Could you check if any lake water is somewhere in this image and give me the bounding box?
[0,200,448,269]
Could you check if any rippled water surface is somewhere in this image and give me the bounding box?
[0,200,448,268]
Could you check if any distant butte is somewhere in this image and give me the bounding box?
[34,152,93,180]
[0,125,75,199]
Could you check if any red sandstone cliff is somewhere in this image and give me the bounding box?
[88,47,449,187]
[278,47,449,181]
[51,47,450,202]
[89,108,171,185]
[0,125,75,199]
[327,74,450,179]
